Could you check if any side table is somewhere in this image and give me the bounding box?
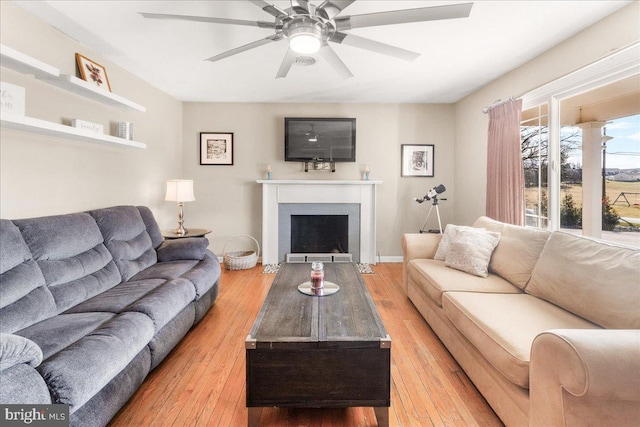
[162,228,211,239]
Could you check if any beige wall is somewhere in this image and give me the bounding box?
[4,1,637,259]
[453,1,640,226]
[182,103,455,258]
[0,2,182,226]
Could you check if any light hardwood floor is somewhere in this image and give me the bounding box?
[109,263,503,426]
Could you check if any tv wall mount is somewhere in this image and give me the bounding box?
[304,160,336,172]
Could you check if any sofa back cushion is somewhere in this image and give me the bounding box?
[526,232,640,329]
[472,216,550,290]
[88,206,157,281]
[0,220,57,333]
[13,213,122,313]
[136,206,164,249]
[472,216,504,233]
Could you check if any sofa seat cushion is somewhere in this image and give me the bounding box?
[130,260,198,282]
[131,255,220,300]
[17,312,114,360]
[63,280,166,315]
[408,259,521,307]
[65,278,196,332]
[35,312,154,413]
[443,292,600,388]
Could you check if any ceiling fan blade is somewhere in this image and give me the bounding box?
[205,34,283,62]
[139,12,275,29]
[248,0,288,18]
[317,0,356,20]
[319,43,353,79]
[331,32,419,61]
[335,2,473,31]
[276,49,298,79]
[290,0,311,15]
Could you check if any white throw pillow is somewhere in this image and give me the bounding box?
[434,224,481,261]
[444,228,501,278]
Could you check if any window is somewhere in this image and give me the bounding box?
[521,104,549,228]
[520,42,639,247]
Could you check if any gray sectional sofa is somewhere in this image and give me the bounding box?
[0,205,221,426]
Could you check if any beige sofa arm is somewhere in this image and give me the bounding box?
[401,233,441,294]
[530,329,640,427]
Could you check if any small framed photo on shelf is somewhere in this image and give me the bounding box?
[200,132,234,165]
[401,144,434,177]
[75,53,111,91]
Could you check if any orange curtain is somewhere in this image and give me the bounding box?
[486,99,524,225]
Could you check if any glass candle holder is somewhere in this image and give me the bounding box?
[310,261,324,292]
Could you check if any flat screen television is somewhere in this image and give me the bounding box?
[285,117,356,162]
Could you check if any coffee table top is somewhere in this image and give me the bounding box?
[248,263,388,349]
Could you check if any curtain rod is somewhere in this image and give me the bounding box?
[482,96,518,114]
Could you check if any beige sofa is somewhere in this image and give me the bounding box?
[401,216,640,426]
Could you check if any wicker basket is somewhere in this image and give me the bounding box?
[223,235,260,270]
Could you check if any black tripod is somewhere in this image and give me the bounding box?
[419,195,445,234]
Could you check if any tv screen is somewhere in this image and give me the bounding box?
[285,118,356,162]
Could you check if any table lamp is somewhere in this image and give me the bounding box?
[165,179,195,236]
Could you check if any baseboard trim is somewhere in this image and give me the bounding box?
[378,256,403,263]
[242,256,403,265]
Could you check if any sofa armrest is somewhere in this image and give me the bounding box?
[0,333,43,372]
[156,237,209,262]
[401,233,441,294]
[530,329,640,427]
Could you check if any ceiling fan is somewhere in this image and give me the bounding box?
[140,1,473,79]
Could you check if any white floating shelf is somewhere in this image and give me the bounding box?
[41,74,146,112]
[1,113,146,149]
[0,44,60,78]
[0,44,146,112]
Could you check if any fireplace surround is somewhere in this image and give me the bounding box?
[257,180,381,264]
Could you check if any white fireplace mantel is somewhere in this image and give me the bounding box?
[257,180,382,265]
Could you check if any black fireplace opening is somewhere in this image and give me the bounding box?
[291,215,348,254]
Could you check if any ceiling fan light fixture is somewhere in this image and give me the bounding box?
[288,24,322,54]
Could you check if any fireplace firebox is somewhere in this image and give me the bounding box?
[278,203,360,262]
[291,215,349,254]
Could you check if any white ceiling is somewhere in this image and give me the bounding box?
[15,0,632,103]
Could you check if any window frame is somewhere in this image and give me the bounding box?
[520,42,639,233]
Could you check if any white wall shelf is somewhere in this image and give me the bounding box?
[42,74,146,112]
[1,113,146,149]
[0,44,60,79]
[0,44,146,112]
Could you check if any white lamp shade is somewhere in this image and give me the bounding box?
[165,179,195,202]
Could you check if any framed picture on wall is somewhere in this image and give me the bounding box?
[75,53,111,92]
[401,144,434,177]
[200,132,234,165]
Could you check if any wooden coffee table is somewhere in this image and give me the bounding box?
[246,262,391,426]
